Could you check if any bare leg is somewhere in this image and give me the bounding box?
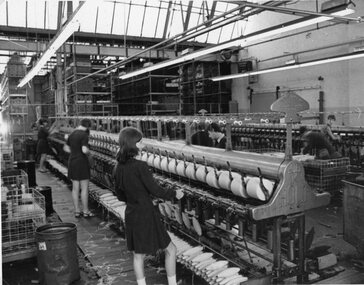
[133,252,146,282]
[72,180,81,213]
[39,153,47,171]
[165,242,177,285]
[80,179,89,212]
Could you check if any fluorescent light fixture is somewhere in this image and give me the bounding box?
[17,0,102,88]
[353,46,364,52]
[211,52,364,81]
[119,8,355,80]
[285,59,297,65]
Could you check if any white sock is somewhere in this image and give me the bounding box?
[167,275,177,285]
[137,277,146,285]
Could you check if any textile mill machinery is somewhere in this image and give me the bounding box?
[48,95,349,284]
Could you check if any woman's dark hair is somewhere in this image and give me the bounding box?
[299,126,308,135]
[208,122,221,133]
[80,118,92,129]
[116,127,142,163]
[39,118,48,126]
[327,114,336,121]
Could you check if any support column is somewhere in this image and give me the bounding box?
[185,122,192,145]
[56,51,64,116]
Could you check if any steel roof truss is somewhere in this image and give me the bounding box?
[153,1,162,38]
[140,1,147,37]
[111,1,116,34]
[162,1,172,39]
[183,1,192,32]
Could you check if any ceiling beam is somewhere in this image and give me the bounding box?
[140,1,147,37]
[5,0,8,26]
[153,1,162,38]
[0,39,176,59]
[95,6,99,33]
[125,1,131,35]
[163,1,172,39]
[0,25,208,48]
[57,2,63,28]
[183,1,193,31]
[111,1,116,34]
[209,1,217,20]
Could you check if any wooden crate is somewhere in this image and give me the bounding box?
[342,180,364,258]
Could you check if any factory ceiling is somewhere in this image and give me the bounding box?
[0,1,300,73]
[0,1,246,45]
[0,0,357,76]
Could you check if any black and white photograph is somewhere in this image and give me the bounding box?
[1,1,364,284]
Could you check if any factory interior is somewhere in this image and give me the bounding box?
[1,0,364,284]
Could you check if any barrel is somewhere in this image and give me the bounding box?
[35,223,80,285]
[35,186,53,216]
[15,160,36,187]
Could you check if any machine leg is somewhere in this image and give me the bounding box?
[252,223,258,242]
[297,214,307,283]
[272,216,283,283]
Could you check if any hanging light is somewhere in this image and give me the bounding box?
[17,0,103,88]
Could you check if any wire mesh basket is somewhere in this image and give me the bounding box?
[302,157,350,192]
[1,145,14,171]
[2,180,46,263]
[1,169,29,189]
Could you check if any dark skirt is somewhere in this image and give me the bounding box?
[68,155,90,180]
[125,204,171,255]
[36,139,50,155]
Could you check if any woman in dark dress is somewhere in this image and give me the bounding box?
[63,118,94,218]
[114,127,184,285]
[36,118,51,172]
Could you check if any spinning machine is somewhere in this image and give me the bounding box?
[48,95,341,284]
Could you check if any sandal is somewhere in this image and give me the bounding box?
[75,212,82,218]
[82,211,95,218]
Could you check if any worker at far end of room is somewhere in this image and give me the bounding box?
[36,118,51,173]
[208,122,226,149]
[191,122,213,147]
[321,114,341,143]
[299,126,341,160]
